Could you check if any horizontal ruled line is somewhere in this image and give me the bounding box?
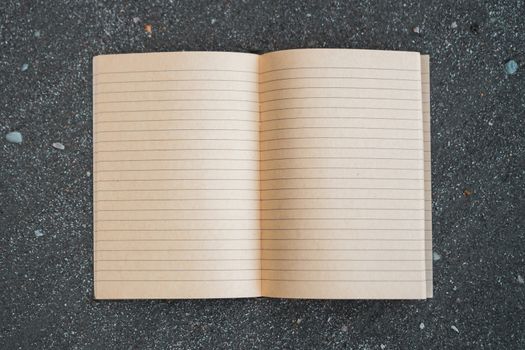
[262,258,424,261]
[96,279,258,282]
[95,166,422,172]
[260,279,425,282]
[95,238,428,242]
[94,88,258,96]
[97,248,259,251]
[96,269,258,272]
[95,178,256,182]
[261,137,422,142]
[93,66,420,76]
[95,168,257,173]
[95,197,423,202]
[96,268,428,272]
[96,248,421,251]
[96,218,422,222]
[96,279,424,282]
[260,187,422,191]
[95,188,422,193]
[262,146,422,151]
[261,106,421,113]
[94,177,424,182]
[260,66,420,73]
[95,129,257,134]
[261,126,422,132]
[95,156,421,163]
[94,79,258,85]
[95,259,257,262]
[95,189,257,193]
[95,98,258,104]
[96,229,255,232]
[95,199,260,202]
[260,177,424,181]
[94,119,257,124]
[261,116,420,122]
[94,148,256,153]
[262,86,421,93]
[95,108,259,114]
[261,156,423,161]
[261,96,422,103]
[260,76,420,84]
[95,139,256,144]
[260,166,423,171]
[93,87,420,96]
[95,228,422,232]
[261,197,423,201]
[95,258,423,262]
[94,68,258,75]
[95,208,259,213]
[96,158,258,163]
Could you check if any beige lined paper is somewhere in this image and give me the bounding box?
[93,49,432,299]
[93,52,261,299]
[421,55,433,297]
[259,49,426,299]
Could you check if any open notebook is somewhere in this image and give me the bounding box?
[93,49,432,299]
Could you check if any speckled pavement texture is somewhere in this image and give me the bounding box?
[1,1,524,349]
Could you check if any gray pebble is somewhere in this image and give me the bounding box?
[518,275,524,284]
[52,142,65,150]
[6,131,23,144]
[451,325,460,333]
[504,59,518,75]
[450,21,458,29]
[34,30,41,38]
[433,252,441,261]
[20,63,29,71]
[34,229,44,237]
[412,26,421,34]
[419,322,425,330]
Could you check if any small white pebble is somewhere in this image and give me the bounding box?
[52,142,65,150]
[488,120,494,126]
[34,30,41,38]
[132,17,140,24]
[34,229,44,237]
[380,345,386,349]
[21,63,29,71]
[451,325,459,333]
[211,18,217,25]
[433,252,441,261]
[419,322,425,330]
[341,325,348,332]
[87,171,91,177]
[306,13,312,17]
[6,131,23,144]
[296,318,303,324]
[518,275,524,284]
[450,21,458,29]
[412,26,421,34]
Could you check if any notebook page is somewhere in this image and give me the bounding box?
[421,55,433,297]
[93,52,261,299]
[259,49,426,299]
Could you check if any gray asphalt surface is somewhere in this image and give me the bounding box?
[1,1,524,349]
